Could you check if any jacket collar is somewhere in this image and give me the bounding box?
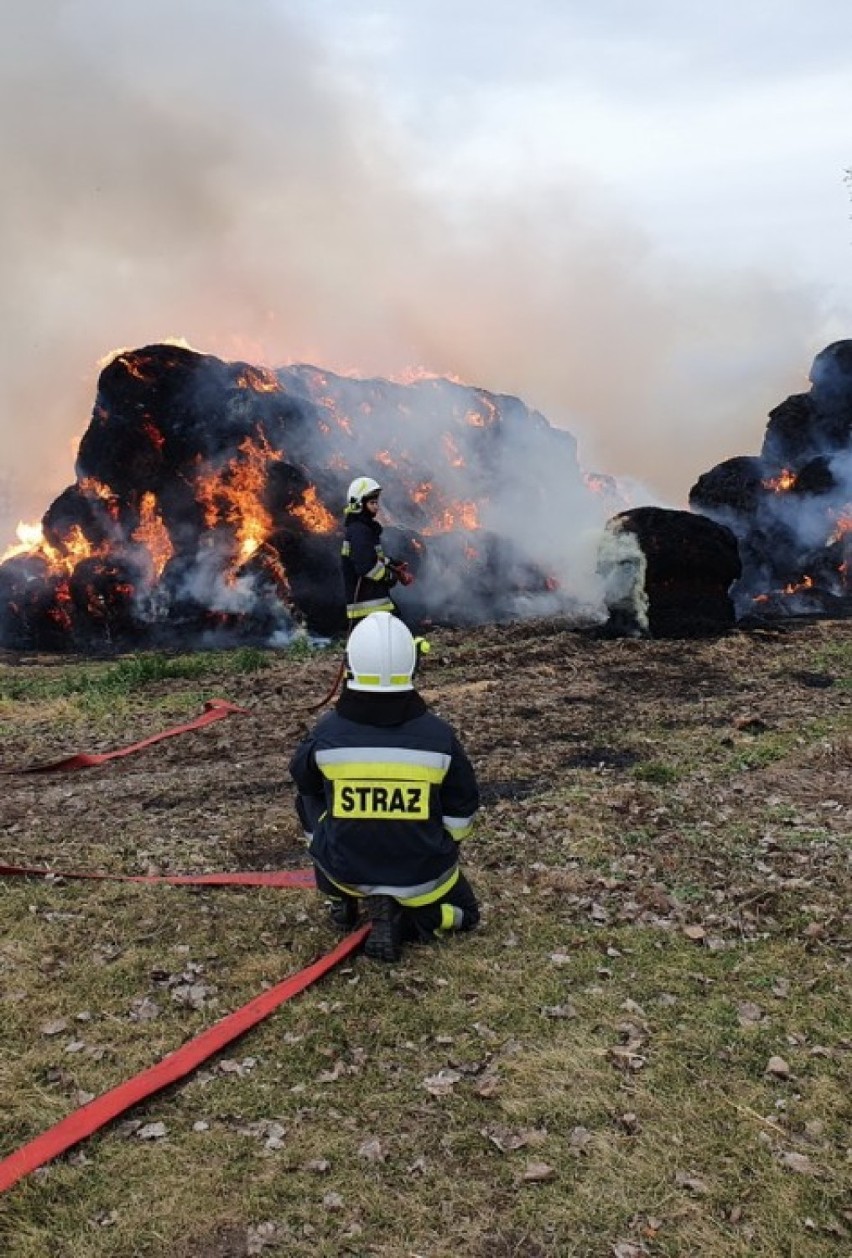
[335,686,428,726]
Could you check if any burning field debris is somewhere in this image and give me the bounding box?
[0,340,850,651]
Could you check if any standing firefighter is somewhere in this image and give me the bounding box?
[289,611,480,963]
[341,476,411,623]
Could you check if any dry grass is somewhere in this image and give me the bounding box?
[0,619,850,1257]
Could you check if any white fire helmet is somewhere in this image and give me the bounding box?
[345,476,382,513]
[346,611,417,692]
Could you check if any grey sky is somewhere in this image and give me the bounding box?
[1,0,851,539]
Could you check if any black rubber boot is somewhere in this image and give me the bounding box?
[327,895,359,932]
[364,895,403,963]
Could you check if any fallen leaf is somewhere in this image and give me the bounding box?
[484,1125,548,1153]
[357,1137,387,1163]
[540,1003,577,1019]
[765,1055,791,1079]
[136,1121,168,1141]
[521,1161,556,1182]
[40,1018,69,1037]
[675,1170,709,1195]
[422,1069,462,1096]
[473,1073,500,1098]
[608,1046,647,1071]
[781,1151,815,1175]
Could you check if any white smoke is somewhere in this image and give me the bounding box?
[0,0,847,557]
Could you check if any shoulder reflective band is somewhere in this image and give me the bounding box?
[317,747,450,783]
[1,699,247,775]
[0,925,369,1195]
[333,780,429,819]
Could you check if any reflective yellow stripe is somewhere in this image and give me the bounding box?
[439,903,455,930]
[443,812,476,841]
[317,747,449,774]
[350,673,410,687]
[347,597,395,619]
[319,761,446,783]
[399,867,460,907]
[320,865,457,905]
[341,540,351,555]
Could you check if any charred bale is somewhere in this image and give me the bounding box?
[601,507,741,638]
[690,341,852,616]
[0,556,74,651]
[689,456,771,518]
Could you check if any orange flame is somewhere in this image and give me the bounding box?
[464,397,498,429]
[423,501,481,534]
[291,486,335,534]
[781,575,814,595]
[442,435,465,468]
[3,519,106,575]
[195,434,282,562]
[1,521,45,564]
[828,512,852,543]
[234,366,281,393]
[132,492,174,578]
[391,365,467,386]
[763,469,797,492]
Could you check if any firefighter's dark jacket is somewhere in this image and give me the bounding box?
[289,687,479,904]
[341,511,396,620]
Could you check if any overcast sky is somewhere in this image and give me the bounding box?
[2,0,851,537]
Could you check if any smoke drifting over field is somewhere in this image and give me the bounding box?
[0,0,845,547]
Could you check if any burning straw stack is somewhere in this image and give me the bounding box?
[689,340,852,619]
[0,343,588,650]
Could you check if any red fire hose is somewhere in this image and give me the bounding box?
[0,678,372,1191]
[0,922,369,1195]
[1,699,247,775]
[0,862,315,888]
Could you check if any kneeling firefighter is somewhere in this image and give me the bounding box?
[289,611,480,963]
[341,476,413,624]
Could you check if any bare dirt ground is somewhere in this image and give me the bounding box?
[0,617,850,1257]
[2,618,849,919]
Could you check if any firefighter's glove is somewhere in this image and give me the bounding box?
[389,560,415,586]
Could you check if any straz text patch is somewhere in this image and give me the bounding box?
[333,779,429,820]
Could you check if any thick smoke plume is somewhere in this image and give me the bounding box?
[0,0,846,549]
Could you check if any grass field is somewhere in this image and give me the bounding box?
[0,617,849,1257]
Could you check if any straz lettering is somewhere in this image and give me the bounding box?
[333,779,429,820]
